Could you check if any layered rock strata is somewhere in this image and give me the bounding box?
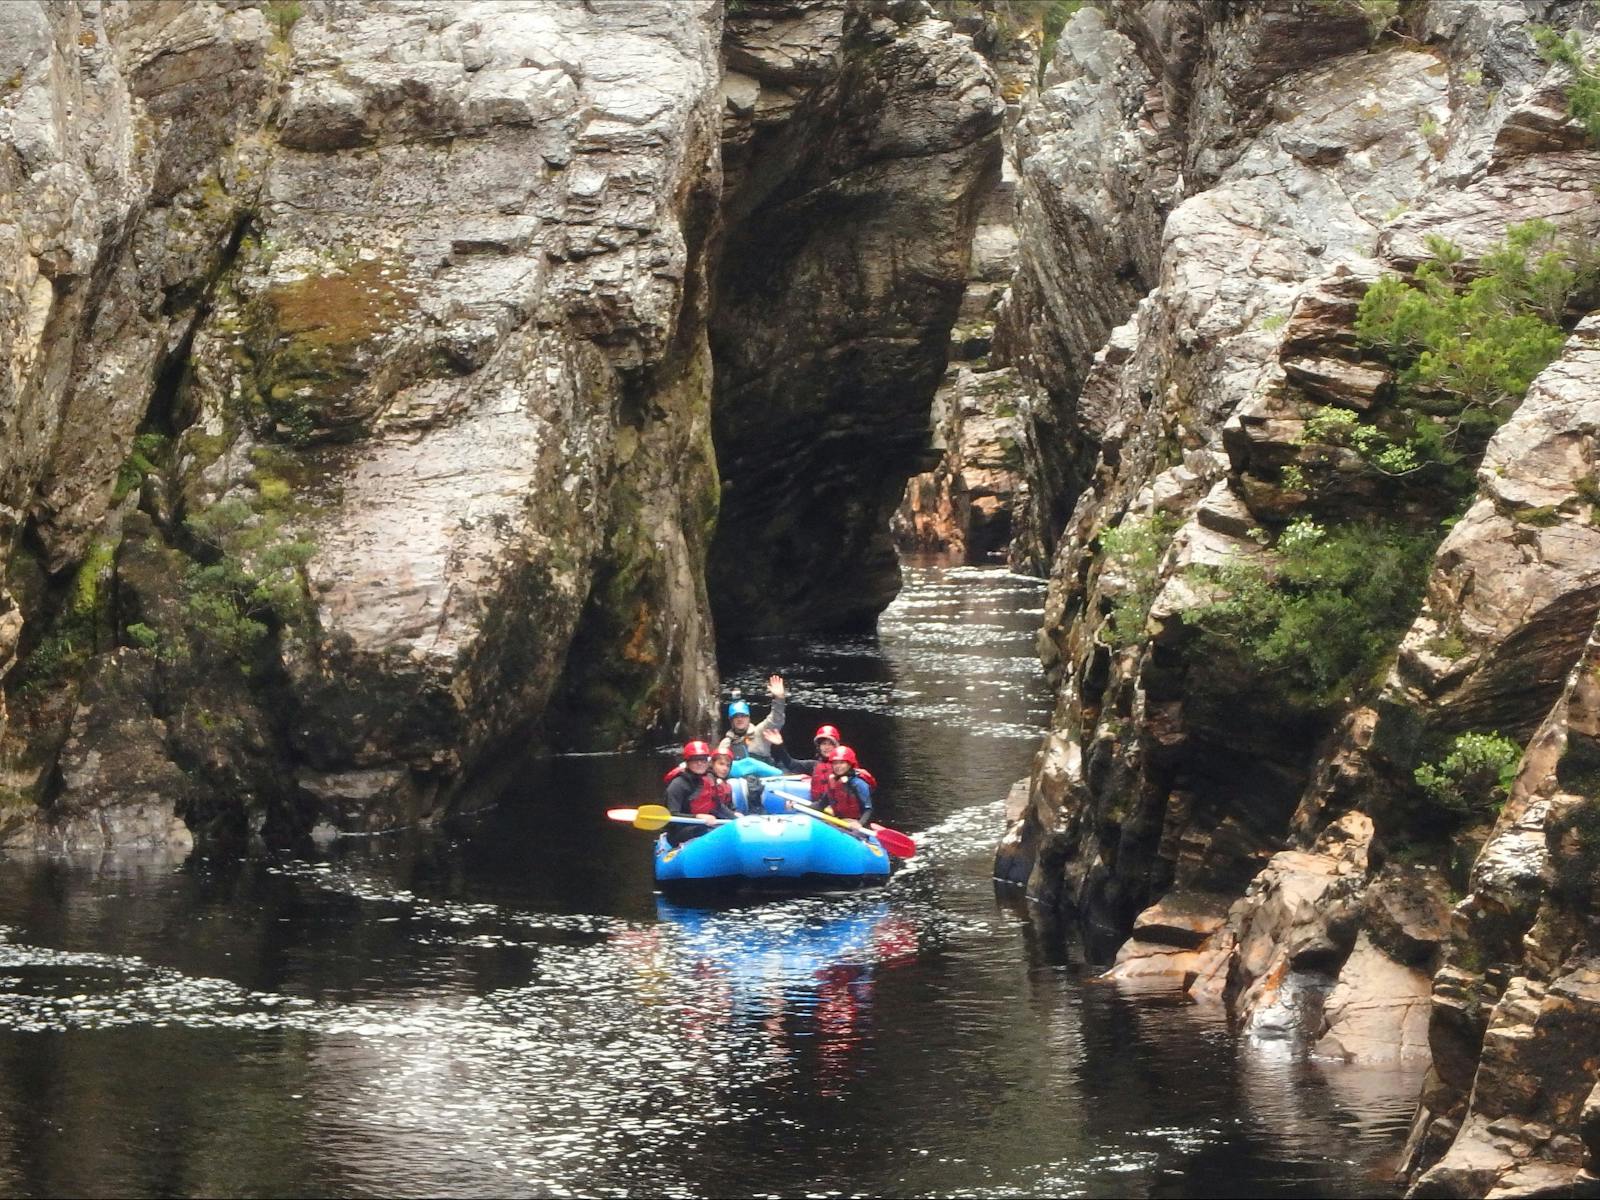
[1400,619,1600,1197]
[894,13,1034,563]
[992,1,1600,1193]
[1,0,727,848]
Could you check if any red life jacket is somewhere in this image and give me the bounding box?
[809,761,830,801]
[819,773,866,820]
[690,774,734,816]
[810,762,877,800]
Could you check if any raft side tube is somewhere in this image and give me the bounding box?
[654,813,887,886]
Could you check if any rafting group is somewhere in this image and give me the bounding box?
[609,676,914,892]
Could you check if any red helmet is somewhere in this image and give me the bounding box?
[828,745,858,768]
[682,740,712,759]
[814,724,842,745]
[711,744,733,762]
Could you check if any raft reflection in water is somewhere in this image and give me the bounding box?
[642,899,919,1097]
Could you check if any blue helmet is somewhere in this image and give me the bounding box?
[728,700,751,718]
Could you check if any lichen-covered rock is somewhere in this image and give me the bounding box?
[1,2,271,575]
[0,0,276,844]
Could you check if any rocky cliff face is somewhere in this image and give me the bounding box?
[1401,602,1600,1196]
[893,10,1034,564]
[0,0,1001,852]
[710,0,1002,633]
[0,0,729,849]
[992,1,1600,1194]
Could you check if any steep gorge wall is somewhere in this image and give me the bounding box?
[893,9,1036,563]
[0,0,1002,853]
[992,1,1600,1194]
[997,0,1467,934]
[0,0,727,849]
[710,0,1003,633]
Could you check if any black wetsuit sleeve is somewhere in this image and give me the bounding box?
[778,747,818,774]
[664,774,695,817]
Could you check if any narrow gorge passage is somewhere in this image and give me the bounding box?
[6,1,1599,1195]
[0,562,1416,1198]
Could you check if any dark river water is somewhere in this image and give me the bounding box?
[0,559,1422,1198]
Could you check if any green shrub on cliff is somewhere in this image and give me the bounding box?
[184,496,315,662]
[1187,517,1433,710]
[1301,405,1423,476]
[113,433,170,502]
[1039,1,1081,74]
[124,622,160,651]
[1100,511,1180,646]
[934,0,1084,78]
[1323,221,1591,485]
[265,1,302,46]
[1357,221,1575,403]
[1533,26,1600,141]
[1414,731,1522,818]
[14,539,118,694]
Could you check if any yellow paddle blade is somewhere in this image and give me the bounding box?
[632,804,674,831]
[792,800,849,829]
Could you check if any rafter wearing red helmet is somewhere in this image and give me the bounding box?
[662,740,738,844]
[770,724,876,801]
[818,745,873,827]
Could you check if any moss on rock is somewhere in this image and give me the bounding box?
[238,257,416,443]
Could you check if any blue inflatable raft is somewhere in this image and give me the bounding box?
[654,776,889,892]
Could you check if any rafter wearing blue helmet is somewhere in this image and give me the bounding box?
[720,674,786,764]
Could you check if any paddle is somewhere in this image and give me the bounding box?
[868,824,918,859]
[605,805,726,832]
[606,802,915,857]
[790,800,917,859]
